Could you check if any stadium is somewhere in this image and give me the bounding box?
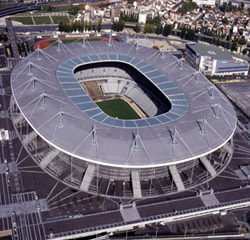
[10,38,237,199]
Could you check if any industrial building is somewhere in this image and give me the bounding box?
[185,43,249,76]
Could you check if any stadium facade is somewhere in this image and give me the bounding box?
[10,39,237,199]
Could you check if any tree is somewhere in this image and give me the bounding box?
[212,36,216,44]
[221,17,229,24]
[112,20,124,32]
[144,23,154,33]
[231,40,238,51]
[146,14,161,25]
[222,2,228,12]
[119,11,138,23]
[180,27,186,39]
[96,19,102,32]
[69,6,79,15]
[43,5,52,12]
[242,48,248,55]
[162,24,172,37]
[134,23,141,33]
[59,21,67,32]
[238,37,246,45]
[186,29,196,40]
[155,24,163,35]
[216,37,221,46]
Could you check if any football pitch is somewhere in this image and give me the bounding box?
[96,99,140,120]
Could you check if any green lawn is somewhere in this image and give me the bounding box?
[52,16,69,24]
[51,5,72,11]
[33,16,52,25]
[97,99,140,120]
[12,16,33,25]
[49,38,101,45]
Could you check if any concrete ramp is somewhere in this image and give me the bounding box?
[23,131,37,146]
[39,149,59,169]
[169,165,185,192]
[80,164,96,192]
[200,156,216,177]
[131,170,142,198]
[13,114,24,125]
[120,207,141,222]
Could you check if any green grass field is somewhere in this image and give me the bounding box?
[51,5,73,11]
[12,16,33,25]
[52,16,69,24]
[33,16,52,25]
[49,38,101,45]
[97,99,140,120]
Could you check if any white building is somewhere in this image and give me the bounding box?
[138,12,147,24]
[193,0,216,6]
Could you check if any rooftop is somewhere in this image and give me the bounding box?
[187,43,233,60]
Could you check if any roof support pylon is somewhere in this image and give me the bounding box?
[92,125,96,143]
[28,60,32,76]
[57,112,64,128]
[208,86,215,99]
[178,58,184,71]
[211,104,220,119]
[133,131,140,150]
[197,118,206,135]
[169,127,177,144]
[194,70,200,83]
[41,92,46,110]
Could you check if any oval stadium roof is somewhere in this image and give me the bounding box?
[11,40,237,168]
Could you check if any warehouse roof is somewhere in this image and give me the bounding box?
[187,43,233,60]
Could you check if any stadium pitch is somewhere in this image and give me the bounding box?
[96,99,140,120]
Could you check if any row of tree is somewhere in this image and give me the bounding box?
[58,19,102,32]
[112,20,125,32]
[146,15,161,25]
[177,24,248,54]
[143,23,173,36]
[119,12,139,23]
